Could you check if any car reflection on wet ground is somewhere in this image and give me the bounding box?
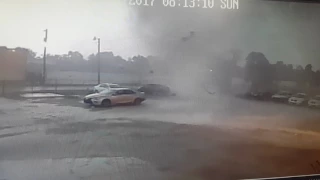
[1,94,320,180]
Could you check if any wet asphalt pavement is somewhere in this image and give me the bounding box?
[1,94,320,180]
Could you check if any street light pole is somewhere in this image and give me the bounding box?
[42,29,48,85]
[98,38,100,84]
[93,37,101,84]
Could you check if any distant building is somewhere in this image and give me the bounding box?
[0,47,28,82]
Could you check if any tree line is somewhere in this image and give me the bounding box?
[26,50,153,83]
[244,52,320,92]
[211,51,320,93]
[24,48,320,89]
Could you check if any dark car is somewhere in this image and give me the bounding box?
[244,91,273,101]
[137,84,176,96]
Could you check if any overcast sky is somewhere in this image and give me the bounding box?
[0,0,144,58]
[1,0,320,68]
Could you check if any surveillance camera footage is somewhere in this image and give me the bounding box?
[1,0,320,180]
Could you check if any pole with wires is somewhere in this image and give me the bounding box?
[42,29,48,85]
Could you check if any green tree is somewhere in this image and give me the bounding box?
[245,52,274,92]
[88,54,96,61]
[305,64,312,71]
[68,51,84,61]
[304,64,315,87]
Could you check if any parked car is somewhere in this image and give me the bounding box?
[84,88,145,107]
[137,84,176,96]
[271,91,292,102]
[288,93,308,105]
[93,83,120,93]
[245,91,273,101]
[308,95,320,108]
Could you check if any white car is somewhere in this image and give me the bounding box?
[83,88,145,107]
[288,93,308,105]
[93,83,120,93]
[271,91,292,102]
[308,95,320,108]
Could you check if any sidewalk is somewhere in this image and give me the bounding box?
[21,85,91,96]
[21,84,141,95]
[23,85,92,92]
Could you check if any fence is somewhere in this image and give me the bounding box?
[0,71,175,96]
[45,71,144,85]
[3,78,320,97]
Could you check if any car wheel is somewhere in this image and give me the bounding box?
[133,98,142,105]
[101,99,111,107]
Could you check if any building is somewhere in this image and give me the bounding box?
[0,47,28,82]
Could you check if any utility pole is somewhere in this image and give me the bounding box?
[42,29,48,85]
[93,37,101,84]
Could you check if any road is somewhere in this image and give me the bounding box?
[1,94,320,180]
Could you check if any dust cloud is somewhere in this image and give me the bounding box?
[127,0,320,95]
[128,4,237,95]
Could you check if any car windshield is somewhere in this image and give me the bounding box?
[279,92,290,96]
[109,84,120,88]
[99,89,112,94]
[293,94,306,98]
[99,84,108,87]
[4,0,320,180]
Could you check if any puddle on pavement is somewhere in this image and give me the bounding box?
[0,110,6,114]
[0,126,14,130]
[34,118,56,124]
[94,117,133,123]
[0,157,163,180]
[45,120,147,135]
[21,93,64,98]
[0,131,30,139]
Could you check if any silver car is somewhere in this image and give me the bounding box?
[288,93,308,105]
[84,88,145,107]
[271,91,292,102]
[93,83,120,93]
[308,95,320,108]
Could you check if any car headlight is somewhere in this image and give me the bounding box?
[92,97,99,101]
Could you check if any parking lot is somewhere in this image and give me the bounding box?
[1,93,320,180]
